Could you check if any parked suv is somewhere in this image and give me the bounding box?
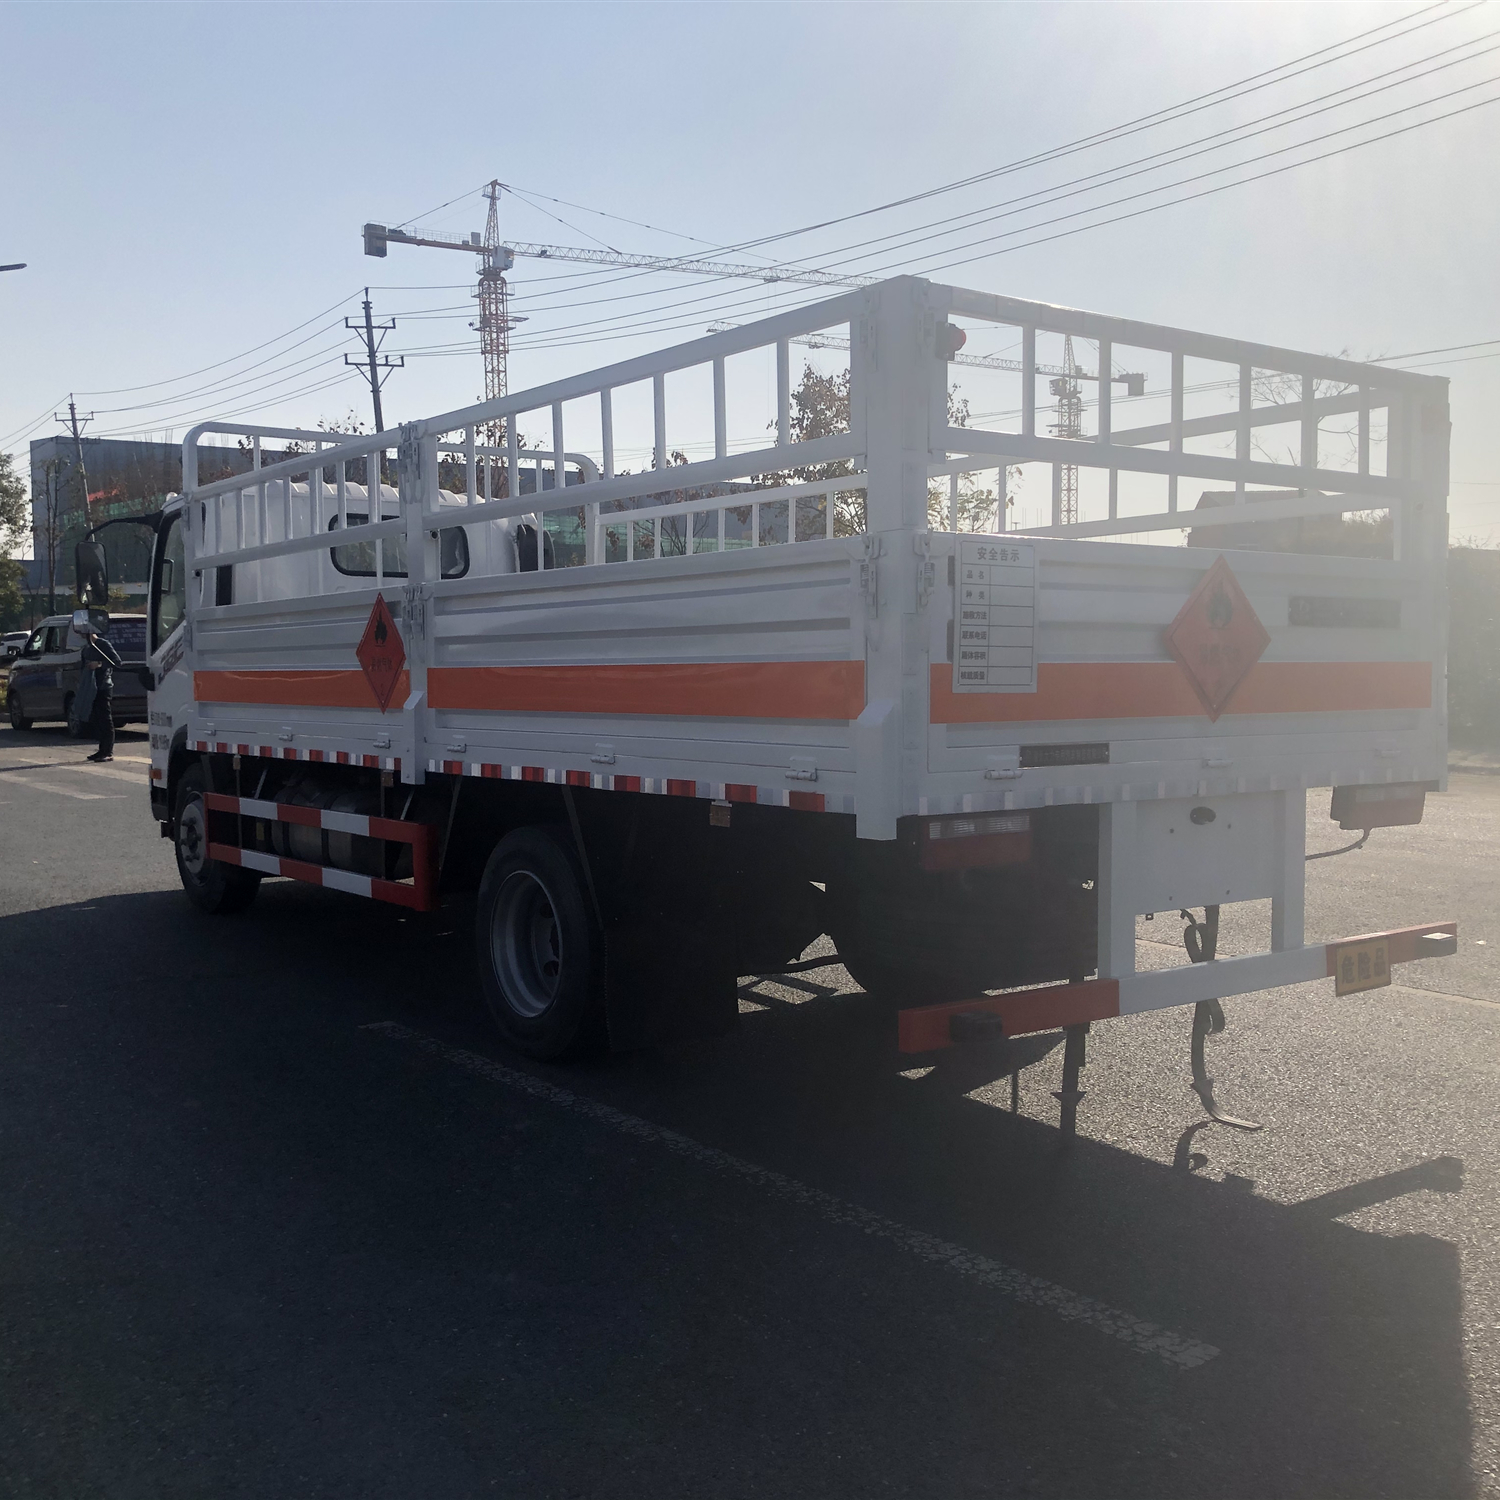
[6,612,149,734]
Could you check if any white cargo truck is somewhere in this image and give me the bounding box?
[118,275,1457,1131]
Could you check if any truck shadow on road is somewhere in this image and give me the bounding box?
[0,884,1477,1500]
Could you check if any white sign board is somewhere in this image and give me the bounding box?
[952,539,1038,693]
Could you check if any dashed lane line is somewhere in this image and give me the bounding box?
[0,773,119,800]
[58,762,149,785]
[365,1021,1221,1370]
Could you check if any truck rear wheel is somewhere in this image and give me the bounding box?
[174,764,261,914]
[475,826,602,1060]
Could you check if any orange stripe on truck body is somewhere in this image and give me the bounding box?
[427,660,865,720]
[195,662,864,721]
[196,669,410,711]
[930,660,1431,725]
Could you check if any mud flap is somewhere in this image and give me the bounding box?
[603,918,739,1050]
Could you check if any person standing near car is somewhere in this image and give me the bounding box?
[76,615,123,762]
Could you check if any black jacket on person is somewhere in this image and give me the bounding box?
[80,633,123,685]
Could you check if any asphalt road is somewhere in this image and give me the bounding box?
[1,722,1496,1499]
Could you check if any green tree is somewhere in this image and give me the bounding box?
[0,452,31,628]
[0,451,26,554]
[760,364,1016,535]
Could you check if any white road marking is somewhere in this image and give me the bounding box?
[59,763,147,785]
[366,1021,1220,1369]
[0,773,118,800]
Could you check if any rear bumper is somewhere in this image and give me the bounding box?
[898,921,1459,1052]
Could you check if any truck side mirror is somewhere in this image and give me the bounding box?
[75,539,108,605]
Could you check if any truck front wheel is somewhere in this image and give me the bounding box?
[174,764,261,914]
[475,826,602,1060]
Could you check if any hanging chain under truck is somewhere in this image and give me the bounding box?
[94,274,1454,1137]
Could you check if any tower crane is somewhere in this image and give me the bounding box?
[364,192,870,440]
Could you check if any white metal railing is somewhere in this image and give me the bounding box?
[931,283,1445,555]
[179,276,1448,589]
[593,475,867,563]
[182,289,865,583]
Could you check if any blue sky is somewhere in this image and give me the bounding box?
[3,1,1498,539]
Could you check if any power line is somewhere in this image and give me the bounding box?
[366,30,1500,358]
[1373,336,1500,360]
[771,27,1500,278]
[73,290,362,398]
[626,0,1477,266]
[906,82,1500,282]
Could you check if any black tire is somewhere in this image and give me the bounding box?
[64,693,85,739]
[174,764,261,914]
[475,825,602,1060]
[7,693,31,731]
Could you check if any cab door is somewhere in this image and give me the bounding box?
[8,625,51,719]
[35,623,70,719]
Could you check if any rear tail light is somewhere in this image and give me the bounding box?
[918,812,1032,870]
[926,813,1030,840]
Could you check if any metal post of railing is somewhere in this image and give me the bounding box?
[1358,387,1371,477]
[601,388,614,478]
[1301,373,1318,480]
[1022,327,1036,438]
[653,373,667,473]
[713,356,727,460]
[1236,364,1251,501]
[776,338,790,449]
[1169,350,1183,513]
[1097,339,1112,446]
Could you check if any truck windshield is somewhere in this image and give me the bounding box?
[152,513,187,652]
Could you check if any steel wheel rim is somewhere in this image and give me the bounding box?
[491,870,563,1019]
[179,798,208,877]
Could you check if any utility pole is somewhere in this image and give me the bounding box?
[54,396,93,583]
[345,288,403,432]
[40,457,63,615]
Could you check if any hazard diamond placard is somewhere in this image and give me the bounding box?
[356,593,406,713]
[1163,555,1270,721]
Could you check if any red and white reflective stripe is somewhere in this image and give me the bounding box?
[204,792,437,911]
[210,845,433,911]
[188,742,842,813]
